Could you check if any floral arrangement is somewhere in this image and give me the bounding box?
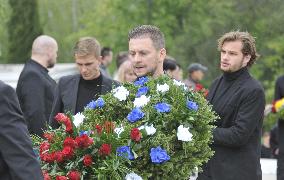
[273,97,284,120]
[33,75,217,180]
[194,83,209,97]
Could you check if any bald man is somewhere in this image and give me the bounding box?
[16,35,58,137]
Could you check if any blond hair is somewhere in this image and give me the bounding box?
[73,37,101,58]
[116,60,134,83]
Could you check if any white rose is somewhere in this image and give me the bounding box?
[156,83,170,93]
[114,126,124,137]
[177,125,193,142]
[73,112,85,127]
[139,124,156,135]
[133,95,150,107]
[173,79,185,86]
[125,172,142,180]
[173,79,188,91]
[112,86,130,101]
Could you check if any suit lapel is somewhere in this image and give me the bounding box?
[207,77,222,103]
[69,75,80,114]
[100,74,108,95]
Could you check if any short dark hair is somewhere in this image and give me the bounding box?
[128,25,165,50]
[101,47,112,58]
[116,51,129,69]
[163,57,180,71]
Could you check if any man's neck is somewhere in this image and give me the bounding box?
[31,56,47,69]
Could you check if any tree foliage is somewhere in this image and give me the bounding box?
[1,0,284,99]
[7,0,43,63]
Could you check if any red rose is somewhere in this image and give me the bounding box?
[95,124,102,134]
[99,144,111,156]
[39,142,50,154]
[130,128,141,142]
[67,170,81,180]
[83,154,93,166]
[54,151,64,163]
[56,176,67,180]
[203,89,209,97]
[54,113,69,123]
[42,170,51,180]
[64,119,73,134]
[195,83,204,91]
[75,134,93,148]
[40,153,53,163]
[43,133,54,142]
[62,146,74,159]
[63,137,76,148]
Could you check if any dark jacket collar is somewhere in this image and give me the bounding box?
[223,67,248,81]
[28,59,48,73]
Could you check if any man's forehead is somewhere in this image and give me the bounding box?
[75,54,97,62]
[129,37,155,50]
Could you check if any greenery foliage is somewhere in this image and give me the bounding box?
[7,0,43,63]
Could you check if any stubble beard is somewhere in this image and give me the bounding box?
[134,66,157,78]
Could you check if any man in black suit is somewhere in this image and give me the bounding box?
[198,31,265,180]
[49,37,119,128]
[16,35,58,137]
[269,74,284,180]
[0,81,43,180]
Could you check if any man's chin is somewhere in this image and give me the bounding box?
[134,71,147,78]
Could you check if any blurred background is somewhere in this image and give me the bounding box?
[0,1,283,178]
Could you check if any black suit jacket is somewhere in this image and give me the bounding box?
[0,81,43,180]
[198,69,265,180]
[49,73,119,128]
[16,60,56,137]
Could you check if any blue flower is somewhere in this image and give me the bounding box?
[116,146,134,160]
[150,146,170,164]
[85,98,105,109]
[79,130,90,136]
[127,108,145,123]
[186,100,198,111]
[86,100,97,109]
[136,86,149,97]
[134,76,149,86]
[155,103,171,113]
[96,97,105,108]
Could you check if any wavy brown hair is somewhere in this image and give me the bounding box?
[218,31,260,67]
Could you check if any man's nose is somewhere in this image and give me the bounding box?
[132,54,141,63]
[81,66,88,73]
[222,53,229,60]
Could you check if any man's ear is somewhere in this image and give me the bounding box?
[243,54,251,66]
[97,55,103,64]
[159,48,167,62]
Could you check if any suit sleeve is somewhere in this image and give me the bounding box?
[18,72,48,136]
[49,80,63,129]
[275,77,282,101]
[213,88,265,147]
[0,84,43,180]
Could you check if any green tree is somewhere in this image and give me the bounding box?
[0,0,10,63]
[7,0,43,63]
